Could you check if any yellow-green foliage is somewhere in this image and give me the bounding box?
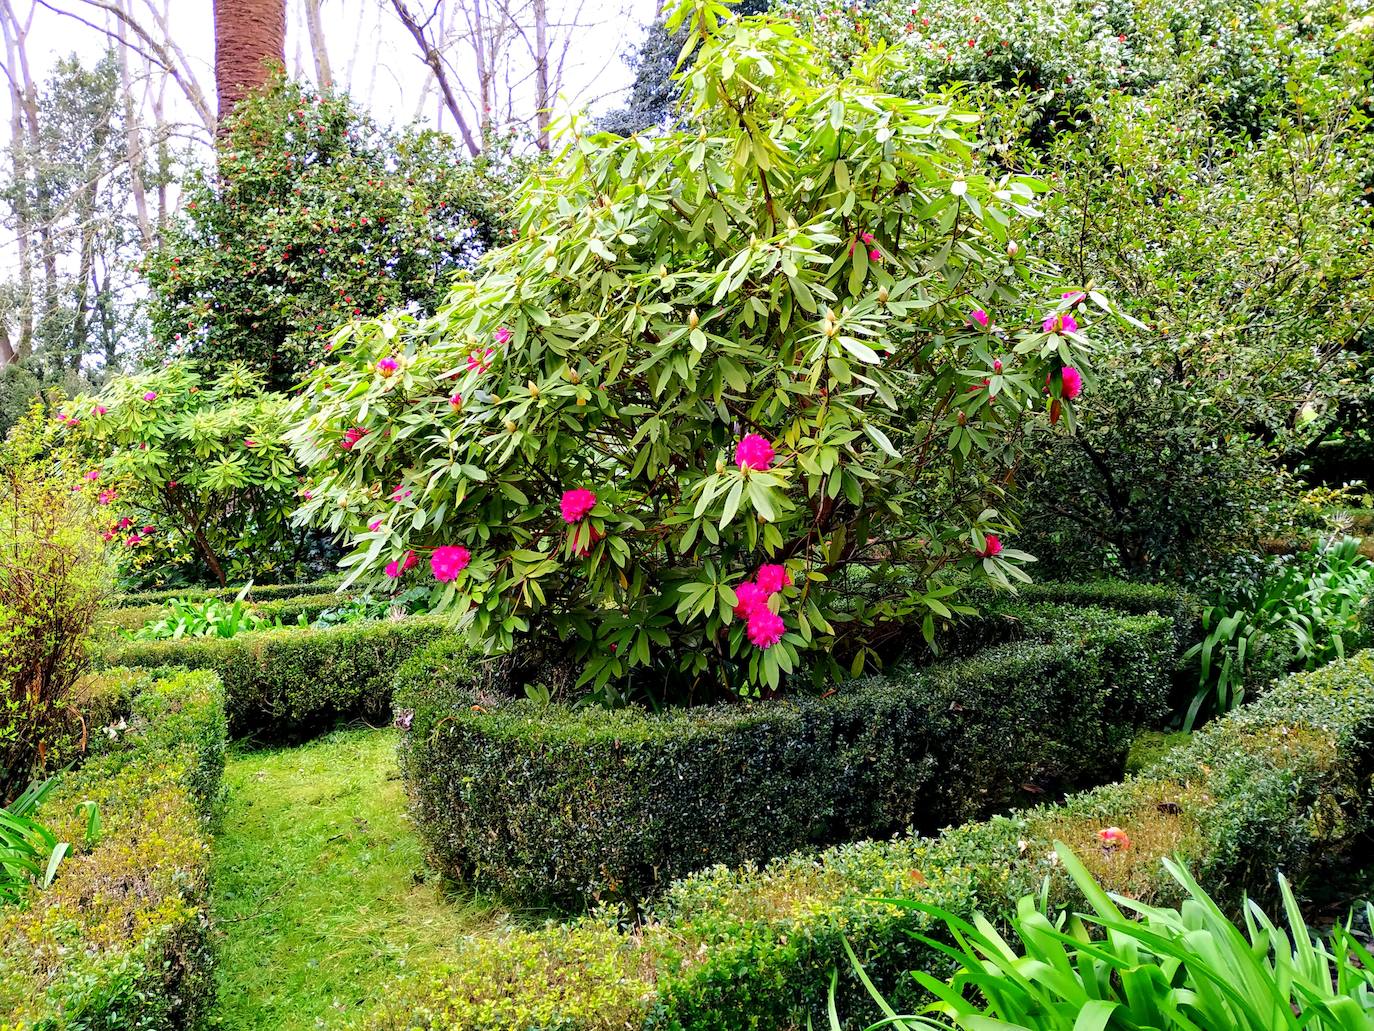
[0,667,225,1030]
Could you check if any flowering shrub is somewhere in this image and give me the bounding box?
[64,361,308,587]
[0,405,109,802]
[290,0,1132,700]
[141,77,531,388]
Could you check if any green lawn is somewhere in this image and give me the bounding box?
[210,727,500,1030]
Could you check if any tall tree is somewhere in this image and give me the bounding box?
[212,0,285,122]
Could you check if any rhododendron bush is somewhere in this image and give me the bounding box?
[289,0,1132,699]
[64,362,309,587]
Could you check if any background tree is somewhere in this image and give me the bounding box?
[140,77,529,389]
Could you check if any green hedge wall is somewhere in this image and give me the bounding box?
[0,666,226,1030]
[396,604,1173,907]
[112,578,341,608]
[369,649,1374,1031]
[103,616,451,740]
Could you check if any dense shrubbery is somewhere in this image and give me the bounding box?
[142,78,530,389]
[62,361,315,588]
[371,649,1374,1029]
[290,0,1141,704]
[398,603,1172,906]
[102,615,450,739]
[0,666,225,1028]
[0,406,109,803]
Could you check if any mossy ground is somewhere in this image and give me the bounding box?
[209,727,502,1030]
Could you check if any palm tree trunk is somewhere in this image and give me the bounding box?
[213,0,286,123]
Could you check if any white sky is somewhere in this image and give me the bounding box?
[5,0,657,157]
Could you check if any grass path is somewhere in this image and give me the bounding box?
[210,727,498,1030]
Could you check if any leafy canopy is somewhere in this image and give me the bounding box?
[65,362,307,588]
[289,0,1130,701]
[141,78,527,388]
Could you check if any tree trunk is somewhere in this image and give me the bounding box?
[303,0,332,89]
[533,0,551,150]
[213,0,286,123]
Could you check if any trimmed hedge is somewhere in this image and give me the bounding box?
[0,666,226,1030]
[397,604,1174,907]
[103,616,452,739]
[370,649,1374,1031]
[112,578,340,608]
[98,591,348,635]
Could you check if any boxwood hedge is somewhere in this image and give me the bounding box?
[396,604,1174,907]
[370,649,1374,1031]
[0,666,226,1030]
[111,579,341,609]
[103,615,451,740]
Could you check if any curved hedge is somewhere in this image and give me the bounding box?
[0,666,226,1030]
[112,578,341,609]
[396,604,1174,907]
[103,615,451,740]
[369,649,1374,1031]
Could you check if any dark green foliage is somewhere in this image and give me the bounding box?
[102,616,451,739]
[141,78,526,388]
[0,666,225,1029]
[396,605,1172,907]
[373,650,1374,1030]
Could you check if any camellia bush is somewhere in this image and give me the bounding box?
[289,0,1135,701]
[141,77,531,389]
[62,361,307,587]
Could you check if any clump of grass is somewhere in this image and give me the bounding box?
[210,727,504,1031]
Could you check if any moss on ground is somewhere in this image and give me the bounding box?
[210,727,502,1030]
[1125,729,1192,776]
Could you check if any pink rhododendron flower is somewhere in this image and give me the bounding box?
[1060,366,1082,400]
[970,309,989,328]
[368,518,383,531]
[733,581,768,618]
[141,525,154,534]
[167,480,177,489]
[1098,827,1130,850]
[430,545,472,582]
[560,488,597,524]
[756,563,792,595]
[117,517,133,530]
[869,248,882,261]
[980,533,1003,558]
[466,349,495,373]
[403,550,417,572]
[95,405,107,415]
[384,559,401,578]
[747,608,786,649]
[101,529,116,542]
[860,231,875,244]
[244,438,257,448]
[377,357,399,376]
[142,391,157,402]
[125,534,142,547]
[572,526,604,557]
[1042,312,1079,334]
[84,469,100,481]
[448,392,463,409]
[341,426,369,450]
[735,434,775,471]
[993,358,1003,373]
[494,326,512,345]
[98,490,116,506]
[391,483,412,501]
